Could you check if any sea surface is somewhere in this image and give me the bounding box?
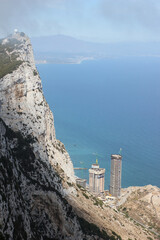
[37,57,160,189]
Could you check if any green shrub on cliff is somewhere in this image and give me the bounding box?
[0,38,23,79]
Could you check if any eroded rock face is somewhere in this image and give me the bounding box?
[0,119,83,240]
[0,32,82,240]
[1,33,116,240]
[0,32,75,182]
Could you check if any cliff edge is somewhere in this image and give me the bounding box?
[0,32,75,182]
[0,32,117,240]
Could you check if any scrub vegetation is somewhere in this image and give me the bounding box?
[0,38,23,79]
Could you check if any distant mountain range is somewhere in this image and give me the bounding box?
[31,34,160,63]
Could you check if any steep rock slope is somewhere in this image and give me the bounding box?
[0,32,74,182]
[0,32,80,240]
[0,32,119,240]
[118,185,160,234]
[0,118,80,239]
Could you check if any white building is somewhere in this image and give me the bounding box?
[89,162,105,194]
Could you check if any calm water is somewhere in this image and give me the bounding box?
[37,57,160,189]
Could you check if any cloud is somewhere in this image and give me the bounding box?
[0,0,159,42]
[100,0,160,41]
[0,0,65,37]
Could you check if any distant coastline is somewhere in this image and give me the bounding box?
[35,56,95,64]
[35,54,160,65]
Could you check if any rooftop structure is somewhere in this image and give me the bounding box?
[89,161,105,194]
[110,154,122,197]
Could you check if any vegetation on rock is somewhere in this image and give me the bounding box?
[0,38,23,78]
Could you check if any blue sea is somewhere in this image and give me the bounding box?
[37,57,160,189]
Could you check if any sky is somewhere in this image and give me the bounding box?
[0,0,160,43]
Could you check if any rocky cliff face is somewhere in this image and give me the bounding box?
[0,32,93,240]
[1,32,124,240]
[0,118,81,240]
[0,32,75,183]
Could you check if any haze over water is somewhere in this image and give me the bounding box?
[37,57,160,189]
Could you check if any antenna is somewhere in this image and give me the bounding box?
[119,148,122,156]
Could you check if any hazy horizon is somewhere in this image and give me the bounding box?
[0,0,160,44]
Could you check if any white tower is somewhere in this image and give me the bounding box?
[89,160,105,194]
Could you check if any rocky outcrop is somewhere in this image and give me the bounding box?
[0,32,79,240]
[0,32,75,182]
[0,32,117,240]
[117,185,160,235]
[0,118,80,239]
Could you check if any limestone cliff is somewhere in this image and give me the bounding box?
[0,32,80,240]
[0,32,75,183]
[0,32,119,240]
